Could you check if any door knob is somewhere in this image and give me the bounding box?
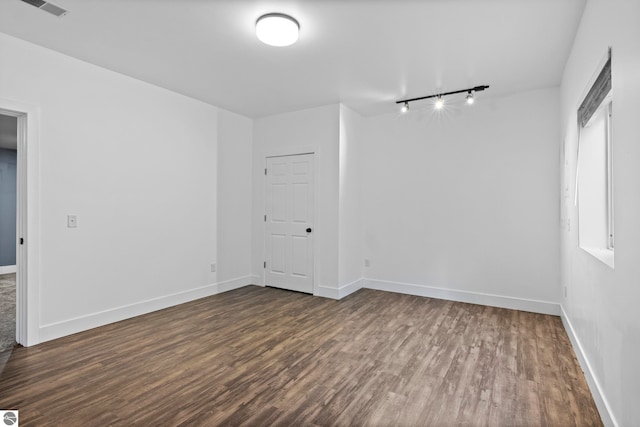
[306,228,312,233]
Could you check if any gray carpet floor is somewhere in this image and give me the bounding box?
[0,273,16,351]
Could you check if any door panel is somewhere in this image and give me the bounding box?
[271,184,287,222]
[265,153,314,293]
[292,183,308,222]
[291,235,308,276]
[270,234,286,274]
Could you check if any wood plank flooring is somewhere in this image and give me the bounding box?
[0,286,602,426]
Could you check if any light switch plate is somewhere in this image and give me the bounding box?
[67,215,77,228]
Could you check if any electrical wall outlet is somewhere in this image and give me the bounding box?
[364,259,370,267]
[564,285,568,298]
[67,215,77,228]
[211,263,216,273]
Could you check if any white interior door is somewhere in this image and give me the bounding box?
[265,153,314,294]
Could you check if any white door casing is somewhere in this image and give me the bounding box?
[0,99,41,346]
[265,154,314,294]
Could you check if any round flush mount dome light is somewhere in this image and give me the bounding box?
[256,13,299,47]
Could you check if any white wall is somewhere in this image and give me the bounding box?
[252,104,340,295]
[0,32,252,342]
[217,108,253,284]
[361,88,561,311]
[560,0,640,425]
[338,105,364,293]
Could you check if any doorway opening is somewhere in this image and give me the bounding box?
[0,113,18,353]
[0,99,39,349]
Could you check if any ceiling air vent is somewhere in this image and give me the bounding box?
[20,0,68,17]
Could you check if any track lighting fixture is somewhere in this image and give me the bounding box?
[396,85,489,113]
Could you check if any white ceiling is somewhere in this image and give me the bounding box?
[0,0,585,118]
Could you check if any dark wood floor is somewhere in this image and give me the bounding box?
[0,286,601,426]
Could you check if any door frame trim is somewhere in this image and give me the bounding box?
[0,99,41,346]
[261,146,318,296]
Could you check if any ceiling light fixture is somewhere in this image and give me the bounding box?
[396,85,490,113]
[256,13,300,47]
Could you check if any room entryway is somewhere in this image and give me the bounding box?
[264,153,315,294]
[0,112,18,351]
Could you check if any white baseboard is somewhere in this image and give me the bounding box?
[362,278,560,315]
[315,285,338,299]
[339,279,364,298]
[560,305,617,427]
[216,276,253,293]
[38,275,253,344]
[316,279,364,300]
[0,265,17,275]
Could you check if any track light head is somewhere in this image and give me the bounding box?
[400,102,409,113]
[466,91,475,105]
[434,97,444,110]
